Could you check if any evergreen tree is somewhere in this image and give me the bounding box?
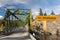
[44,12,47,16]
[51,10,55,15]
[39,8,43,16]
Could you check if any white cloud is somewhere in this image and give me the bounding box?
[13,0,29,4]
[6,6,16,9]
[32,8,40,19]
[43,5,60,15]
[0,0,9,7]
[53,5,60,14]
[0,0,31,7]
[0,3,3,7]
[0,15,4,20]
[4,6,16,11]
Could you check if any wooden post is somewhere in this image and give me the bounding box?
[36,16,57,40]
[43,21,47,40]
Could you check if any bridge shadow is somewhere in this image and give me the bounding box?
[1,36,30,40]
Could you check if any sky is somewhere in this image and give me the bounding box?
[0,0,60,18]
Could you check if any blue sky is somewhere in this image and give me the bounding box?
[0,0,60,17]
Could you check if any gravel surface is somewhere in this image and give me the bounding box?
[0,27,31,40]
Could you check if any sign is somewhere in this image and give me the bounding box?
[36,16,57,21]
[16,10,21,14]
[36,15,58,40]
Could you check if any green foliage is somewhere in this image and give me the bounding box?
[44,12,47,16]
[0,20,2,26]
[3,9,30,27]
[51,10,55,15]
[39,8,43,16]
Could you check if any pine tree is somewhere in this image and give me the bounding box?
[51,10,55,15]
[44,12,47,16]
[39,8,43,16]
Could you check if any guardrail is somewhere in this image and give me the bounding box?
[30,34,36,40]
